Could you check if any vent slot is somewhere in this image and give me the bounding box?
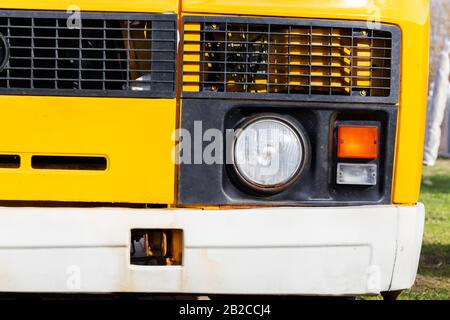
[31,156,107,171]
[0,11,177,97]
[0,154,20,168]
[182,17,399,102]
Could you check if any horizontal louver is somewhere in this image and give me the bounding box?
[0,11,177,97]
[182,16,400,102]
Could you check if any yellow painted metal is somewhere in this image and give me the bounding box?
[183,22,201,92]
[0,0,178,13]
[0,96,176,204]
[182,0,430,205]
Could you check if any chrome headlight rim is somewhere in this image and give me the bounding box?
[230,113,310,194]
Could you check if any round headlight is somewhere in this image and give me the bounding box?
[232,115,308,193]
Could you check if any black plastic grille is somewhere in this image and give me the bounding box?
[0,11,177,97]
[183,16,400,103]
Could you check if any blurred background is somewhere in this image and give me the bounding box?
[400,0,449,300]
[429,0,450,157]
[429,0,449,81]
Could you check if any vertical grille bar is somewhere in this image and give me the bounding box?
[30,16,34,89]
[55,18,59,90]
[223,21,228,92]
[350,28,354,94]
[287,24,291,95]
[126,19,130,91]
[6,17,10,89]
[308,25,312,96]
[102,19,106,91]
[78,20,82,91]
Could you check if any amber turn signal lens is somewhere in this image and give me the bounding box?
[337,126,378,159]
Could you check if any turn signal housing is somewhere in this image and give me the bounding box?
[337,126,379,159]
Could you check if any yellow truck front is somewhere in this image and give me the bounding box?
[0,0,429,297]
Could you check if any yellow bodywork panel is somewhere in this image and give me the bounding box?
[182,0,430,205]
[0,0,178,13]
[0,96,176,204]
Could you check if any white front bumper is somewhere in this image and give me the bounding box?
[0,204,424,295]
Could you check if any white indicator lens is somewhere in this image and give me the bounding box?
[234,118,303,188]
[337,163,377,185]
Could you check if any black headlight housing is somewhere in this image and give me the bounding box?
[178,99,396,206]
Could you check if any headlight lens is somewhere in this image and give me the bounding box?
[233,116,306,192]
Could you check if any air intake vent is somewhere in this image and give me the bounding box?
[182,16,400,103]
[0,11,177,97]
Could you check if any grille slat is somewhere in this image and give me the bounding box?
[182,16,400,102]
[0,11,177,97]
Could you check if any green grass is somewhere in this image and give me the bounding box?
[399,159,450,300]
